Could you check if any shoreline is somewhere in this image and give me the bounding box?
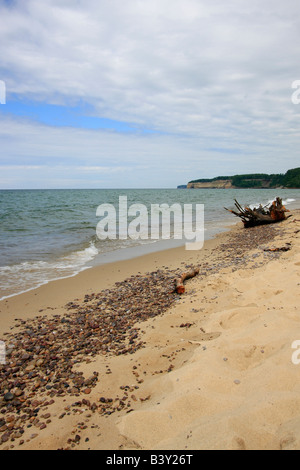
[0,220,235,304]
[1,190,298,304]
[0,230,226,335]
[0,210,299,450]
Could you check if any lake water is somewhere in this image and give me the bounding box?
[0,187,299,300]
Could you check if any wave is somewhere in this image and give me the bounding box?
[285,198,296,204]
[248,198,296,210]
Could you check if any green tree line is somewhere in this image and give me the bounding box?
[189,168,300,188]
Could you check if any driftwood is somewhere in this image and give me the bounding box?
[175,268,199,294]
[264,246,291,252]
[225,197,290,228]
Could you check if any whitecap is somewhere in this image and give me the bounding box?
[0,241,99,301]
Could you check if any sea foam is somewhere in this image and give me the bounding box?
[0,241,99,301]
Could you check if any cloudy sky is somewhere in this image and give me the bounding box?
[0,0,300,189]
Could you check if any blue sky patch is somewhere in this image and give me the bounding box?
[0,97,157,134]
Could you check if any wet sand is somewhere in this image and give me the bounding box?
[0,211,300,450]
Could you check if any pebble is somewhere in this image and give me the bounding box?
[4,393,14,402]
[0,268,182,445]
[0,223,286,447]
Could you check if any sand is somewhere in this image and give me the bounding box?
[0,211,300,451]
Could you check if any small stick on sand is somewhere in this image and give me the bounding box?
[175,268,200,294]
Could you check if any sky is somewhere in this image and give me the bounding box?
[0,0,300,189]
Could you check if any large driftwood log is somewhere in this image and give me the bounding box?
[225,197,290,228]
[175,268,200,294]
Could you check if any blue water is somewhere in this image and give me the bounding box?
[0,188,299,299]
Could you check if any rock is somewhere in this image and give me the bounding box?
[1,433,10,443]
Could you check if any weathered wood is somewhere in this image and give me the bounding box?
[175,268,200,294]
[264,246,291,252]
[225,197,290,228]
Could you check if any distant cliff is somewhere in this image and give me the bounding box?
[185,168,300,189]
[187,179,233,189]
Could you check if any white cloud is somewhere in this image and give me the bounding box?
[0,0,300,187]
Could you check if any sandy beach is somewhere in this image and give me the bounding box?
[0,211,300,451]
